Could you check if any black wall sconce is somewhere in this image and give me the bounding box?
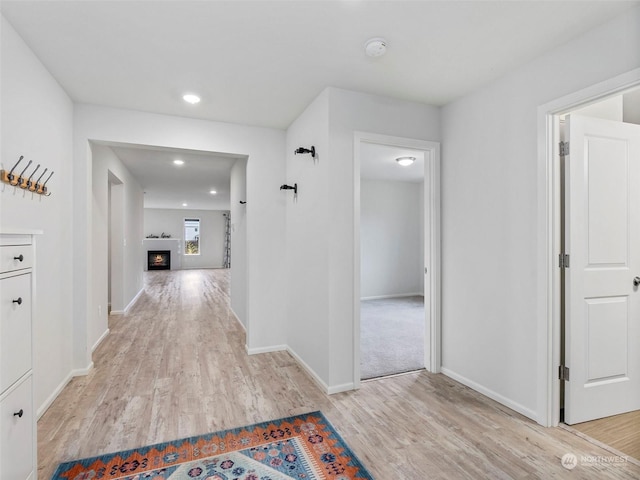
[294,146,316,159]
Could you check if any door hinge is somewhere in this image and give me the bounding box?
[559,253,570,269]
[559,141,570,156]
[559,365,570,381]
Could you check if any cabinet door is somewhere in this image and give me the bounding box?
[0,376,34,480]
[0,273,32,392]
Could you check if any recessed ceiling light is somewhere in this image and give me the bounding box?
[209,190,217,195]
[182,203,188,207]
[173,159,184,165]
[396,156,415,167]
[364,38,387,57]
[182,93,201,104]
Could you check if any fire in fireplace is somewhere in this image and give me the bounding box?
[148,250,171,270]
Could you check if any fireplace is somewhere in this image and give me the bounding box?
[148,250,171,270]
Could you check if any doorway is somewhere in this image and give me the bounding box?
[558,90,640,459]
[353,132,441,386]
[540,70,640,458]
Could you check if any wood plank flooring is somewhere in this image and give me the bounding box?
[38,269,640,479]
[571,410,640,461]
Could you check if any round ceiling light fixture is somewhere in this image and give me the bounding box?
[364,37,387,57]
[173,159,184,165]
[182,93,201,104]
[209,190,217,195]
[396,156,416,167]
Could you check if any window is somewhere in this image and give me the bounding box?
[184,218,200,255]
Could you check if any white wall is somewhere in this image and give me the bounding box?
[230,158,248,326]
[73,104,286,371]
[360,179,423,299]
[327,88,441,390]
[285,89,331,383]
[0,15,75,414]
[144,208,227,269]
[91,144,144,337]
[441,5,640,422]
[285,87,441,391]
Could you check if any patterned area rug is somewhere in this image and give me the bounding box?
[51,412,373,480]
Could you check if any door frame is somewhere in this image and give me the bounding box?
[353,132,441,388]
[537,67,640,427]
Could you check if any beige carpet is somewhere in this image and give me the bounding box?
[360,295,425,379]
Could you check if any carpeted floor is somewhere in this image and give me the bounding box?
[360,295,425,379]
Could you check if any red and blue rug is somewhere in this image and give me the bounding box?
[51,411,373,480]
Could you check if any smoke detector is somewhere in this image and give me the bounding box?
[364,38,387,57]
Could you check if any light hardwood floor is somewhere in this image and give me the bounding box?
[38,269,640,479]
[571,410,640,461]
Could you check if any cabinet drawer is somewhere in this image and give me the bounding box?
[0,274,32,392]
[0,245,33,273]
[0,376,34,480]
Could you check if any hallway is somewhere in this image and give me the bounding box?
[38,269,640,479]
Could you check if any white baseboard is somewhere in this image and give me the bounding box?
[125,288,144,313]
[37,362,94,419]
[246,343,355,395]
[92,328,110,353]
[247,344,287,355]
[327,382,355,395]
[440,367,538,422]
[231,307,246,333]
[285,346,332,394]
[360,293,424,301]
[110,288,145,316]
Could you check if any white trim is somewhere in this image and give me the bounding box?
[0,228,44,236]
[360,293,423,301]
[537,67,640,427]
[327,382,355,395]
[125,287,144,312]
[353,132,441,390]
[286,346,330,394]
[91,328,110,353]
[37,362,94,419]
[441,367,538,421]
[245,343,353,395]
[110,287,144,315]
[231,308,247,332]
[246,344,287,355]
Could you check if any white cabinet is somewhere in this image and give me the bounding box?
[0,233,37,480]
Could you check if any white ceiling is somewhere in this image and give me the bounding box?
[105,143,243,210]
[3,1,638,208]
[2,1,638,130]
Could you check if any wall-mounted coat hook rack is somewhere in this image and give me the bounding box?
[2,155,24,184]
[1,155,54,196]
[294,146,316,159]
[14,159,33,187]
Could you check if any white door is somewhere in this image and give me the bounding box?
[564,114,640,425]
